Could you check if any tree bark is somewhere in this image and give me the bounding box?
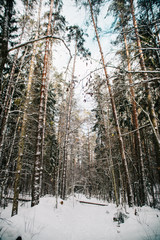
[121,19,146,205]
[31,0,55,207]
[61,39,77,200]
[87,0,133,207]
[96,84,119,206]
[11,0,42,216]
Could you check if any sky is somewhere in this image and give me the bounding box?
[52,0,118,112]
[55,0,118,71]
[15,0,118,114]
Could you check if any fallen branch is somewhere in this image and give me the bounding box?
[3,196,31,202]
[79,200,107,206]
[121,123,150,136]
[126,70,160,74]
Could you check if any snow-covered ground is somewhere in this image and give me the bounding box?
[0,195,160,240]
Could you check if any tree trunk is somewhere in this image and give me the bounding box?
[0,116,20,207]
[11,0,42,216]
[96,85,119,206]
[39,1,59,194]
[31,0,54,207]
[122,19,146,205]
[87,0,133,207]
[61,39,77,200]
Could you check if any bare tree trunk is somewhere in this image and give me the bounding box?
[11,0,42,216]
[40,2,58,194]
[96,84,119,206]
[106,107,119,206]
[87,0,133,207]
[31,0,55,207]
[40,47,50,196]
[61,39,77,200]
[122,20,146,205]
[55,103,65,208]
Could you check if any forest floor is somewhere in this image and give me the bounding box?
[0,194,160,240]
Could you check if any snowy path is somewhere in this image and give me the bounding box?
[1,195,160,240]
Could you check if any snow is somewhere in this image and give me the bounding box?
[0,195,160,240]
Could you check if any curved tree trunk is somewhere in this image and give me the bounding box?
[88,0,133,207]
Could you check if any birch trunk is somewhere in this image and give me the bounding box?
[88,0,133,207]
